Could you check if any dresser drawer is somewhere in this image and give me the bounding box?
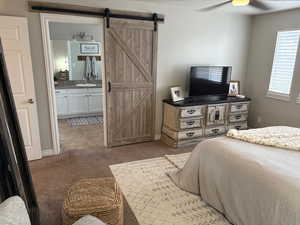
[230,102,249,113]
[162,126,203,141]
[161,133,203,148]
[180,106,204,118]
[228,122,248,130]
[229,113,248,123]
[205,126,226,136]
[179,118,202,130]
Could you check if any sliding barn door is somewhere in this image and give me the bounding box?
[104,18,157,147]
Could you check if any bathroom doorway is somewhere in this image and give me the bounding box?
[41,14,106,155]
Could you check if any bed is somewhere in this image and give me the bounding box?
[168,127,300,225]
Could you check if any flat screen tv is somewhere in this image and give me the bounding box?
[189,66,231,97]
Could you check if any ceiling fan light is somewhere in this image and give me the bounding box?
[232,0,250,6]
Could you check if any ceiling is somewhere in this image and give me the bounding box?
[129,0,300,15]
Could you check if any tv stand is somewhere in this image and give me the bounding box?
[161,96,251,147]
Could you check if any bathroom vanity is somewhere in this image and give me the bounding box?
[55,82,103,119]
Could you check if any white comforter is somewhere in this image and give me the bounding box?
[168,136,300,225]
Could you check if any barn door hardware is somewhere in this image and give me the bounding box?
[104,8,111,29]
[30,3,164,24]
[108,81,112,93]
[153,13,158,31]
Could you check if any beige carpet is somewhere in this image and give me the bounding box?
[110,153,230,225]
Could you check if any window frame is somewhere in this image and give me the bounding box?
[266,29,300,102]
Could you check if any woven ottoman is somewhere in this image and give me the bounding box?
[62,178,123,225]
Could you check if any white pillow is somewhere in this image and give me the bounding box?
[73,215,106,225]
[0,196,31,225]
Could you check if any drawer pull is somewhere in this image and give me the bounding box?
[235,115,242,120]
[236,104,243,109]
[187,109,196,114]
[212,129,219,134]
[235,126,242,130]
[186,132,195,137]
[186,121,195,126]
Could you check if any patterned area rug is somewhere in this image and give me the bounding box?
[67,116,103,126]
[110,153,230,225]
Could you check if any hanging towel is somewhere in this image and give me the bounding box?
[91,56,97,79]
[84,56,92,80]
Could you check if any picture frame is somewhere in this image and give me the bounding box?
[228,80,240,97]
[80,43,99,54]
[170,86,184,102]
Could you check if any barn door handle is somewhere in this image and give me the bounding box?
[108,81,111,93]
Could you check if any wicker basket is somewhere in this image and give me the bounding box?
[62,178,123,225]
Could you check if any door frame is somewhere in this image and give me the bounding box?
[40,13,107,156]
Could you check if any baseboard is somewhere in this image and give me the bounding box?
[42,149,54,157]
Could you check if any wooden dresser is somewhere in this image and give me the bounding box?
[161,96,251,147]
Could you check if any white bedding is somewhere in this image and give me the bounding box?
[168,136,300,225]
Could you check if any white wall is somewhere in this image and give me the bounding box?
[245,8,300,128]
[0,0,26,17]
[1,0,252,151]
[49,22,102,41]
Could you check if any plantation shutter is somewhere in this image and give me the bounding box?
[268,30,300,95]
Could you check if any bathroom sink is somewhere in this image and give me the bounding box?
[76,83,97,87]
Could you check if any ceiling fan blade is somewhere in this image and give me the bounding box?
[249,0,271,10]
[197,0,232,11]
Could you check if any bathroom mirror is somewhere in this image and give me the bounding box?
[49,22,102,82]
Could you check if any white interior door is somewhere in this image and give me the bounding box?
[0,16,42,161]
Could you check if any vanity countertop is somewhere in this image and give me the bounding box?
[55,80,102,90]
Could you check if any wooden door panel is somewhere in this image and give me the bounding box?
[105,19,157,147]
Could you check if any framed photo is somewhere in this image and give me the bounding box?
[80,43,99,54]
[228,80,240,97]
[170,86,184,102]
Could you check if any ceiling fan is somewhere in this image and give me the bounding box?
[198,0,272,11]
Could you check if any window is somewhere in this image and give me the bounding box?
[267,30,300,101]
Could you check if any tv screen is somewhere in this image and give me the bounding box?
[189,66,231,97]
